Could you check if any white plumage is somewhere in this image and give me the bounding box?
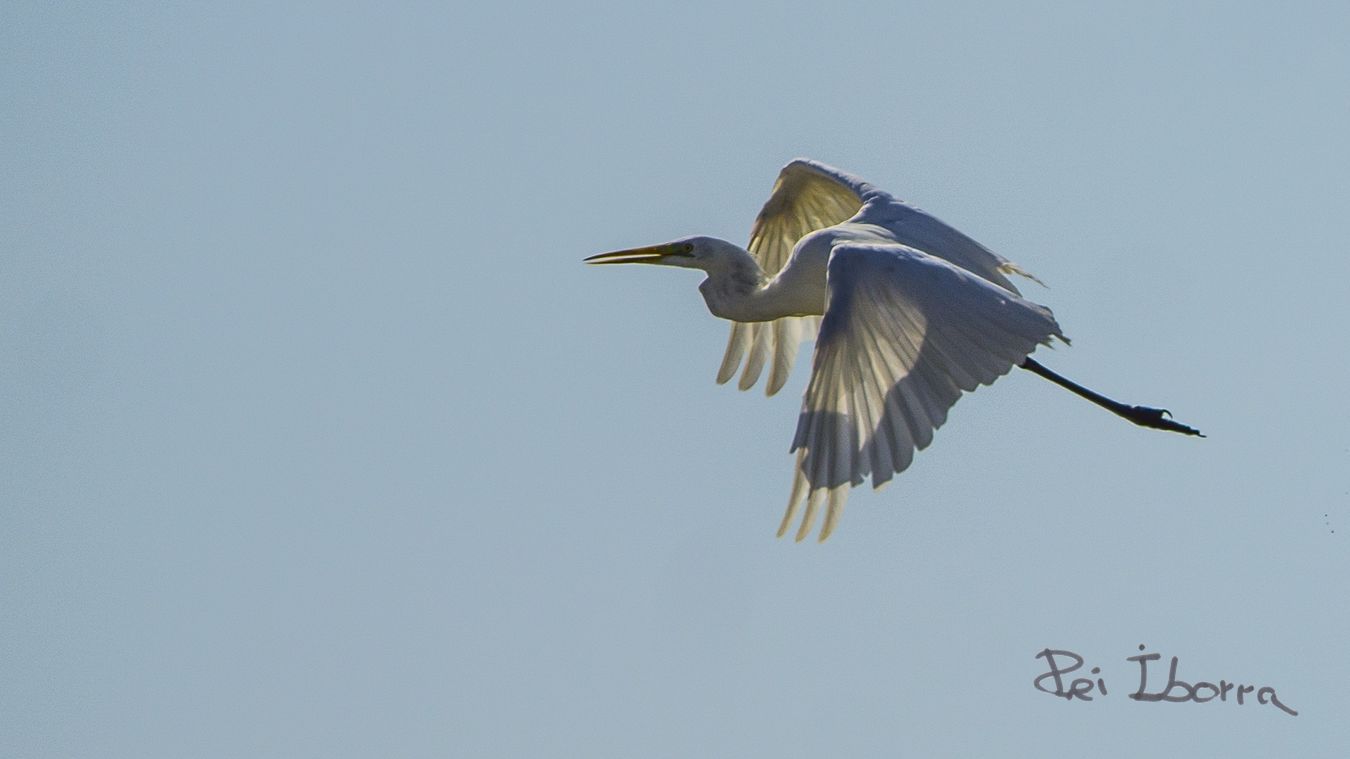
[587,159,1195,542]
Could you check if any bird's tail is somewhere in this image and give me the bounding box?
[999,261,1046,288]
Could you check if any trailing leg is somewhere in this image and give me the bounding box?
[1019,357,1204,437]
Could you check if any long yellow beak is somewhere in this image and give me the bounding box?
[584,243,684,265]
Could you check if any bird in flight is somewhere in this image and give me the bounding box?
[587,159,1201,542]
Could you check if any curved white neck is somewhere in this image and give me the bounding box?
[697,251,827,323]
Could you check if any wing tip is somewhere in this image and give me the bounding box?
[764,374,785,396]
[778,484,848,543]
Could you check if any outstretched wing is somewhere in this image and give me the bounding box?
[865,198,1039,296]
[718,159,879,396]
[780,243,1064,542]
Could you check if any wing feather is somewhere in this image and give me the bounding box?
[719,159,875,396]
[863,200,1032,296]
[738,323,772,391]
[716,323,751,385]
[783,243,1065,541]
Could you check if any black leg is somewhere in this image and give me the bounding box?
[1019,357,1204,437]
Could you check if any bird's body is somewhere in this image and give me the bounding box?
[588,159,1199,542]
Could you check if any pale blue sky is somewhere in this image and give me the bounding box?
[4,1,1349,756]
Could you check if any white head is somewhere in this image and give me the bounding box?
[585,235,757,274]
[587,235,788,323]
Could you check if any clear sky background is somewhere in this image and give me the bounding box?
[4,1,1349,756]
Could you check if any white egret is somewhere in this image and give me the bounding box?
[587,159,1201,542]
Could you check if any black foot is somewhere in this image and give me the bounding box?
[1119,405,1205,437]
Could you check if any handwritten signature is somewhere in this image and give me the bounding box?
[1033,645,1297,717]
